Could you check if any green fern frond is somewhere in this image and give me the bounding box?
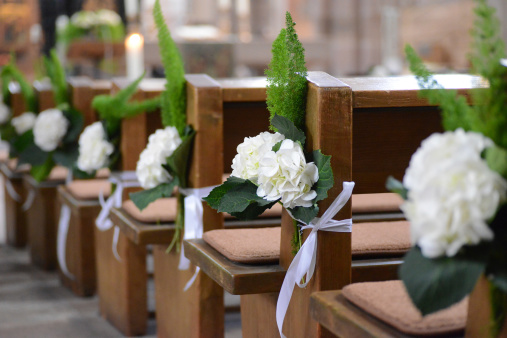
[266,11,308,131]
[153,0,186,135]
[120,96,161,119]
[405,44,473,131]
[1,66,11,105]
[0,60,38,112]
[45,50,69,106]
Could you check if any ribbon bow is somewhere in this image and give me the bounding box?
[96,171,140,261]
[276,181,355,338]
[178,185,217,290]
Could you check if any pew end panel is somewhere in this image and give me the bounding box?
[1,162,28,247]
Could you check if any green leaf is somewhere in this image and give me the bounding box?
[231,200,278,220]
[30,155,55,182]
[0,123,16,143]
[485,145,507,180]
[129,179,179,211]
[165,129,195,188]
[218,180,273,213]
[271,114,306,146]
[18,143,49,166]
[312,150,334,203]
[72,167,96,180]
[53,143,79,168]
[11,129,34,154]
[46,50,69,106]
[62,107,84,144]
[386,176,408,200]
[289,205,319,225]
[272,140,283,152]
[399,246,488,315]
[204,176,246,210]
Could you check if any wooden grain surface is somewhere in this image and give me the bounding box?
[33,79,55,111]
[68,77,95,127]
[111,207,175,245]
[57,186,100,296]
[217,77,267,102]
[310,290,412,338]
[8,82,27,116]
[2,171,27,247]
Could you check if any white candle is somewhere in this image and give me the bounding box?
[125,33,144,80]
[125,0,139,19]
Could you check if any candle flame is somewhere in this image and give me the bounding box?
[125,33,144,49]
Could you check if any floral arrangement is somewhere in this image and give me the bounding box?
[76,73,161,176]
[58,9,125,46]
[0,56,39,156]
[11,50,84,182]
[129,0,194,253]
[387,0,507,335]
[205,12,333,254]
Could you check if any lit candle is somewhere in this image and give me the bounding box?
[125,33,144,80]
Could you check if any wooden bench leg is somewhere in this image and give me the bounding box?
[59,201,100,297]
[3,176,27,247]
[153,244,224,338]
[240,293,278,338]
[25,184,59,270]
[94,226,147,336]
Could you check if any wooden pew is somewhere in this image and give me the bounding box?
[1,82,29,247]
[56,77,112,296]
[94,78,164,336]
[183,74,483,337]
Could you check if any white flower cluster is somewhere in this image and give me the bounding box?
[11,112,36,135]
[96,9,121,26]
[0,100,11,124]
[33,109,69,152]
[402,129,507,259]
[77,122,114,173]
[71,10,121,29]
[136,126,182,189]
[231,132,319,209]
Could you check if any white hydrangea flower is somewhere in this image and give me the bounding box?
[11,112,36,135]
[231,131,285,183]
[0,101,11,124]
[77,122,114,173]
[402,129,507,259]
[96,9,121,26]
[33,108,69,152]
[71,11,97,29]
[136,126,182,189]
[256,139,319,209]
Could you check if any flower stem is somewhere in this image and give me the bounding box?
[166,192,185,254]
[291,218,302,255]
[489,281,507,338]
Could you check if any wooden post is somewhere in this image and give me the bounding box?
[68,77,95,127]
[153,74,224,338]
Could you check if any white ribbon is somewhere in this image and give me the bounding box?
[5,179,22,202]
[56,172,74,279]
[276,181,355,338]
[95,171,140,262]
[22,188,36,211]
[178,185,217,291]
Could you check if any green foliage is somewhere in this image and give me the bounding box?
[266,12,308,131]
[130,179,179,211]
[386,176,408,200]
[0,57,38,112]
[153,0,186,135]
[164,127,195,188]
[271,114,306,146]
[44,50,69,106]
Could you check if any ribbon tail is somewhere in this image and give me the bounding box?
[276,251,302,338]
[96,193,116,231]
[183,266,200,291]
[5,179,22,202]
[178,195,203,271]
[22,188,36,211]
[112,226,122,262]
[57,205,74,280]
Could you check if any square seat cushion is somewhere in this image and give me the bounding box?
[47,166,69,181]
[351,193,403,213]
[7,159,30,173]
[203,221,411,264]
[0,148,8,162]
[67,179,111,200]
[342,280,467,336]
[123,198,178,224]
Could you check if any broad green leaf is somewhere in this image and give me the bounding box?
[400,246,488,315]
[30,156,55,182]
[11,129,34,154]
[312,150,333,203]
[271,114,305,146]
[165,129,195,188]
[18,143,49,166]
[289,205,319,225]
[386,176,408,200]
[231,200,278,220]
[62,107,84,144]
[218,180,273,213]
[72,167,96,180]
[53,143,79,168]
[272,140,283,152]
[129,179,179,211]
[204,176,246,210]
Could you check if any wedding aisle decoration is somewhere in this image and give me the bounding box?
[204,12,354,337]
[129,0,194,254]
[387,0,507,335]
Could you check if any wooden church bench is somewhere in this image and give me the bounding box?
[2,82,29,247]
[183,74,483,337]
[93,77,165,336]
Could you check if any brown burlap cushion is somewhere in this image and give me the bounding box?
[47,166,69,181]
[203,220,410,263]
[95,168,110,178]
[67,179,111,200]
[7,159,30,173]
[351,221,411,257]
[342,281,467,336]
[0,149,8,162]
[122,198,177,224]
[351,193,403,213]
[203,227,281,264]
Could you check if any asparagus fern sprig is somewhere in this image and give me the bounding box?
[44,50,69,107]
[0,55,38,112]
[153,0,186,135]
[266,11,308,131]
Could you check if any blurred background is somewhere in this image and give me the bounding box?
[1,0,506,80]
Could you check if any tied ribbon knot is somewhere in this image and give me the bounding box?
[178,185,217,291]
[276,181,355,338]
[96,171,140,261]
